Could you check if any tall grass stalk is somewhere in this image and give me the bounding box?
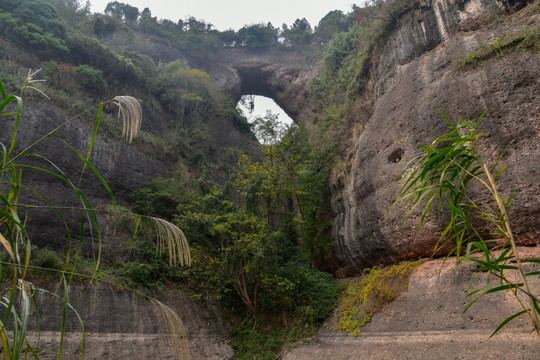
[0,72,191,357]
[391,109,540,338]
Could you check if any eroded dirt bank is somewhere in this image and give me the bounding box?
[284,247,540,359]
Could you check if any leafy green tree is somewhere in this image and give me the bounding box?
[154,61,219,127]
[104,1,139,25]
[218,29,237,47]
[0,12,17,34]
[236,115,333,266]
[131,178,197,221]
[314,10,356,45]
[122,4,138,24]
[175,189,277,314]
[183,16,212,33]
[236,112,292,220]
[237,23,278,48]
[140,7,152,20]
[281,18,313,47]
[251,111,289,145]
[104,1,124,19]
[321,23,363,77]
[92,13,120,37]
[213,211,277,314]
[47,0,90,26]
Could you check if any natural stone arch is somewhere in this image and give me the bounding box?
[208,47,319,125]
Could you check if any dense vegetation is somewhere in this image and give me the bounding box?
[129,113,341,356]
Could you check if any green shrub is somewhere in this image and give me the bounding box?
[302,267,341,320]
[231,319,318,360]
[222,95,253,135]
[76,64,108,92]
[118,261,166,290]
[236,23,278,48]
[268,262,340,321]
[31,248,65,271]
[0,0,69,59]
[454,26,540,70]
[130,178,192,220]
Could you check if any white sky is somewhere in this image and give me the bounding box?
[89,0,361,31]
[237,96,293,126]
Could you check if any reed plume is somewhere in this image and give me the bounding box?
[152,299,190,360]
[150,217,191,267]
[112,96,142,143]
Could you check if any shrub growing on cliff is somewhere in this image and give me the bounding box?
[392,110,540,338]
[0,0,69,59]
[454,25,540,70]
[76,64,108,93]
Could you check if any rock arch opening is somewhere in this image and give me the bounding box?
[236,95,294,126]
[209,47,317,126]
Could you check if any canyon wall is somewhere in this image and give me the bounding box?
[329,0,540,274]
[204,0,540,276]
[22,282,233,359]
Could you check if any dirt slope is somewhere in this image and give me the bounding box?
[284,247,540,359]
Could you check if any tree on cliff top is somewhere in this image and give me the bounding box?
[105,1,139,25]
[237,22,279,48]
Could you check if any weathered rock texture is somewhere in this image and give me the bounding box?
[284,248,540,359]
[0,102,170,250]
[22,283,233,359]
[0,101,237,356]
[330,0,540,274]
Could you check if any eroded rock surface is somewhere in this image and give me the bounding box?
[24,283,234,360]
[330,0,540,274]
[284,248,540,359]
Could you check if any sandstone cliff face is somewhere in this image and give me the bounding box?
[0,93,260,252]
[24,283,233,359]
[330,0,540,275]
[0,102,170,250]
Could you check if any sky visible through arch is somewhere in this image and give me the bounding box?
[237,96,294,126]
[88,0,361,125]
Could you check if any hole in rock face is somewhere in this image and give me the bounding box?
[236,95,294,144]
[236,95,293,126]
[388,148,404,163]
